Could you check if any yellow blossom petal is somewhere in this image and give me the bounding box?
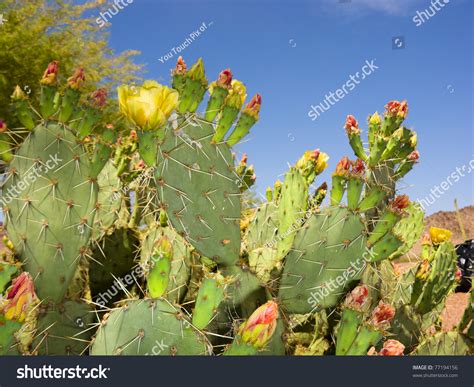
[429,227,452,244]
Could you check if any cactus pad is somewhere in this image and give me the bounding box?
[32,301,94,355]
[154,118,241,266]
[91,299,211,355]
[3,123,98,301]
[279,207,367,313]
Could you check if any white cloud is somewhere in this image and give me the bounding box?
[323,0,426,16]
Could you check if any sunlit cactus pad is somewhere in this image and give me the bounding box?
[154,119,241,266]
[91,299,211,355]
[3,123,97,302]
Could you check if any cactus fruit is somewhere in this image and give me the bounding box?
[192,273,228,330]
[141,226,192,303]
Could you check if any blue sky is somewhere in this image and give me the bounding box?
[101,0,472,214]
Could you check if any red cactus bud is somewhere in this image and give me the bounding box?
[351,159,365,176]
[90,88,107,108]
[385,100,408,119]
[240,153,248,164]
[244,94,262,117]
[388,195,410,213]
[334,156,351,176]
[41,60,59,85]
[172,56,187,76]
[344,115,360,134]
[379,340,405,356]
[3,273,37,323]
[67,68,85,89]
[345,285,369,310]
[216,69,233,88]
[0,119,7,133]
[238,300,279,349]
[371,301,395,329]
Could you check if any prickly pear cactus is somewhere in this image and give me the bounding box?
[91,299,211,355]
[1,55,465,359]
[3,123,98,301]
[154,119,241,267]
[32,301,94,355]
[411,332,472,355]
[279,206,367,313]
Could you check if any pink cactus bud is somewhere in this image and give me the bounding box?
[408,150,420,161]
[238,300,279,349]
[344,115,360,134]
[41,60,59,85]
[385,100,408,119]
[0,119,7,133]
[379,340,405,356]
[345,285,369,310]
[243,94,262,118]
[334,156,351,176]
[216,69,233,88]
[2,273,37,323]
[172,56,187,76]
[371,301,395,329]
[67,68,85,89]
[90,88,107,109]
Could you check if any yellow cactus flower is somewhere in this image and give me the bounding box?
[315,152,329,174]
[225,80,247,109]
[369,112,381,125]
[429,227,452,244]
[118,80,179,131]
